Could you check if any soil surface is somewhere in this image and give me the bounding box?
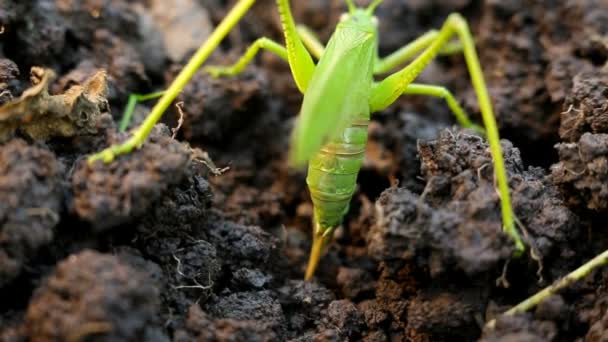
[1,0,608,341]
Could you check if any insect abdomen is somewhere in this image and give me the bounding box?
[306,118,369,230]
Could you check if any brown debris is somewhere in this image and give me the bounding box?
[0,67,109,142]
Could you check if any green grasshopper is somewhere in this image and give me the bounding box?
[89,0,525,279]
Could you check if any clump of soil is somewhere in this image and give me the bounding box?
[366,129,581,339]
[24,250,163,341]
[552,71,608,210]
[371,129,578,277]
[71,125,193,231]
[174,304,278,341]
[0,139,63,287]
[553,132,608,210]
[174,64,272,145]
[480,313,558,341]
[0,58,20,105]
[559,71,608,143]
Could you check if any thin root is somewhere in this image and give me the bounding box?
[515,216,544,285]
[25,207,60,224]
[172,102,186,139]
[496,259,511,288]
[191,148,230,176]
[171,254,214,292]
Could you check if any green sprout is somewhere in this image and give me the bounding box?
[88,0,526,279]
[486,247,608,330]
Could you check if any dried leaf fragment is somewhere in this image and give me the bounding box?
[0,67,109,142]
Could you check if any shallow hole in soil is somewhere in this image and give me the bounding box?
[504,128,560,169]
[357,168,392,202]
[575,46,608,67]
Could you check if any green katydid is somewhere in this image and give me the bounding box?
[88,0,526,279]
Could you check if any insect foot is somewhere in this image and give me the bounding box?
[87,134,143,164]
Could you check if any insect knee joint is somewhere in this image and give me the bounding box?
[435,86,450,99]
[447,13,469,32]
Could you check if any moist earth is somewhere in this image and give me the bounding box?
[1,0,608,341]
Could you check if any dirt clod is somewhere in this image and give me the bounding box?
[174,304,278,342]
[24,250,163,341]
[480,314,558,342]
[176,64,271,145]
[207,290,287,337]
[559,71,608,142]
[71,125,192,231]
[407,291,480,340]
[324,299,365,340]
[0,139,62,287]
[371,129,578,278]
[553,132,608,210]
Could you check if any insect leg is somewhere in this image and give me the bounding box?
[204,37,288,77]
[403,83,484,134]
[296,25,325,60]
[373,30,464,75]
[204,24,325,77]
[277,0,316,94]
[88,0,257,163]
[369,13,525,255]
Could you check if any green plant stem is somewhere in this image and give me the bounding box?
[486,248,608,330]
[118,91,165,132]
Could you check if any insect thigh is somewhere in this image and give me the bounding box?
[306,118,369,229]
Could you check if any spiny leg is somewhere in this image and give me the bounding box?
[88,0,257,163]
[204,37,287,77]
[118,91,165,132]
[369,13,525,254]
[403,83,484,134]
[374,30,464,75]
[277,0,316,93]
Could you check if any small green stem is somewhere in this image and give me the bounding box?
[486,248,608,329]
[118,91,165,132]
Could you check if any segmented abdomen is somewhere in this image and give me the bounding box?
[306,117,369,231]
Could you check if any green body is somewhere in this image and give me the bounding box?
[307,118,369,229]
[300,13,377,231]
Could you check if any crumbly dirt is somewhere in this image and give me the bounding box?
[0,139,63,287]
[552,70,608,211]
[2,1,608,341]
[24,250,164,342]
[71,125,193,231]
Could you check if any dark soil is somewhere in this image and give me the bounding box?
[1,0,608,341]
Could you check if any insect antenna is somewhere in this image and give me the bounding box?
[345,0,356,13]
[366,0,383,14]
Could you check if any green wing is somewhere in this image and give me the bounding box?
[289,27,376,166]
